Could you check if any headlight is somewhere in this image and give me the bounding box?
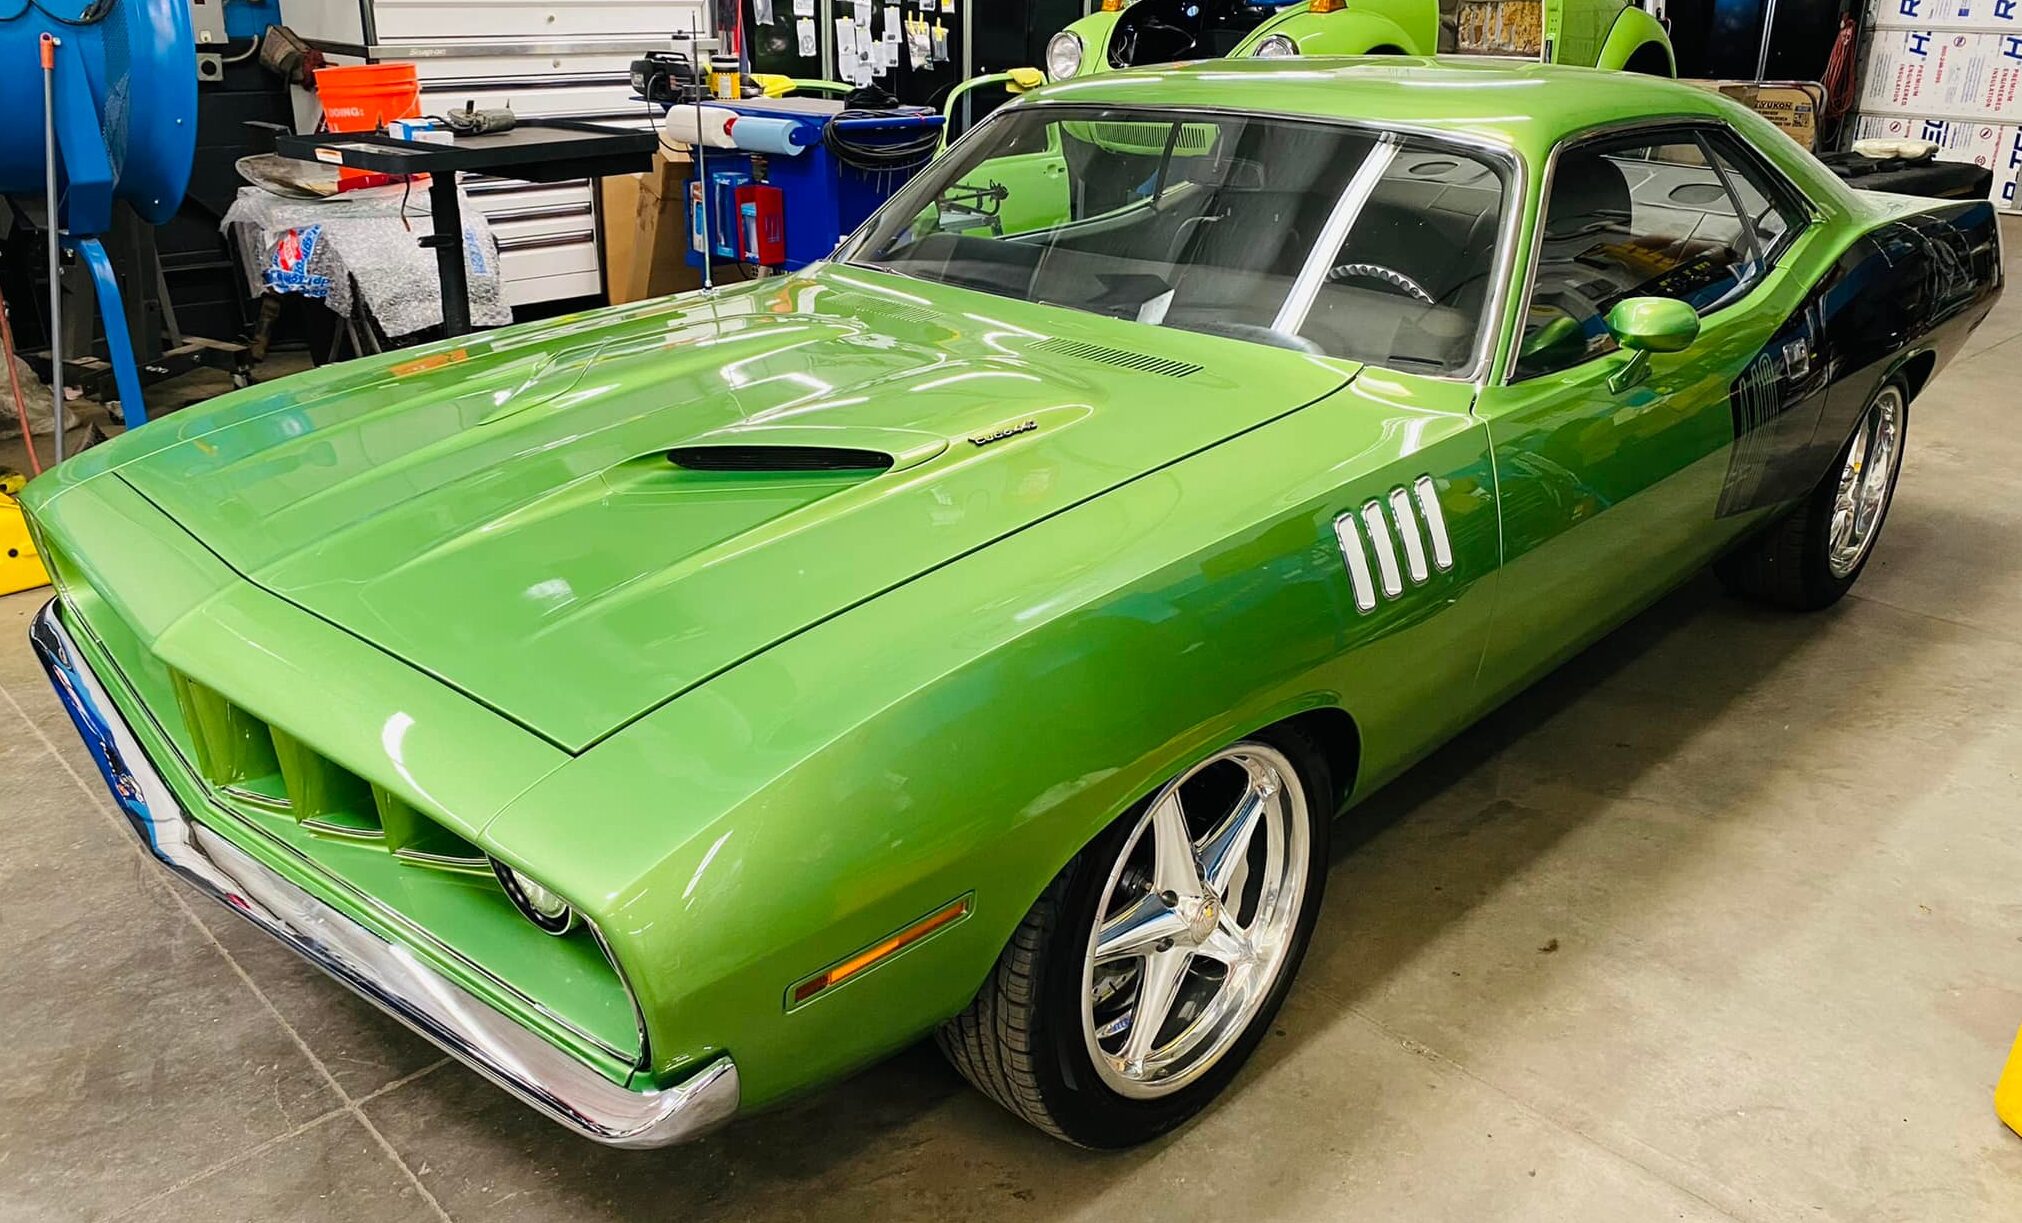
[1253,34,1299,58]
[491,858,579,935]
[1046,31,1084,79]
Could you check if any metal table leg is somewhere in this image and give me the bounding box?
[423,174,471,338]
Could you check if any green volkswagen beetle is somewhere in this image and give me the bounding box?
[24,60,2002,1150]
[1045,0,1675,81]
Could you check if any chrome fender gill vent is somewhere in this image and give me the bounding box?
[1332,476,1453,613]
[1032,337,1203,379]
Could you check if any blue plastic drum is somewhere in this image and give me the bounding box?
[0,0,197,225]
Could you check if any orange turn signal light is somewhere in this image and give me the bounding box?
[1100,0,1124,10]
[790,895,973,1006]
[1310,0,1345,11]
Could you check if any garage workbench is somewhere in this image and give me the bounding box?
[275,119,657,336]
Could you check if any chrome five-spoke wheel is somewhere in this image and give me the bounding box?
[1827,384,1906,579]
[1081,744,1310,1097]
[939,730,1329,1147]
[1715,377,1911,611]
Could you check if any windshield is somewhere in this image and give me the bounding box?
[841,105,1511,376]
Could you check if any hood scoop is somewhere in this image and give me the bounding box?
[668,445,895,473]
[664,424,950,476]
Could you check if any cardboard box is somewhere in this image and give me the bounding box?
[1689,80,1824,148]
[1859,29,2022,119]
[1870,0,2022,34]
[601,146,701,305]
[1994,123,2022,208]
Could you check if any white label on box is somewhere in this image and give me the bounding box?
[1874,0,2022,32]
[1861,29,2022,118]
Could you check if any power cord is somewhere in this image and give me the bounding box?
[824,87,940,173]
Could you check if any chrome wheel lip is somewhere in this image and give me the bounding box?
[1079,742,1310,1101]
[1827,386,1905,579]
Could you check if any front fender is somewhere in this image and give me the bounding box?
[484,378,1500,1110]
[1594,6,1674,74]
[1241,5,1432,56]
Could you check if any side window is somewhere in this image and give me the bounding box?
[1702,129,1808,265]
[1514,129,1767,381]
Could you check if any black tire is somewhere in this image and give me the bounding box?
[937,728,1331,1147]
[1716,379,1909,611]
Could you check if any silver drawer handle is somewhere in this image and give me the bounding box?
[496,231,596,253]
[485,203,595,223]
[465,177,593,194]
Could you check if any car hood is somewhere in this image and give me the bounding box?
[115,265,1352,750]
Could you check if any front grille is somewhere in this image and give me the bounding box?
[168,670,487,870]
[60,602,645,1065]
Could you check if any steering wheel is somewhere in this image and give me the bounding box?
[1327,262,1434,304]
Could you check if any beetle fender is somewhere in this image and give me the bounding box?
[1595,8,1675,75]
[1241,8,1431,57]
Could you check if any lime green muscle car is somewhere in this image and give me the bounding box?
[1045,0,1674,81]
[25,61,2001,1149]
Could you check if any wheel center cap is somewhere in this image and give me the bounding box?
[1179,894,1220,943]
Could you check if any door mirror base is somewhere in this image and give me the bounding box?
[1608,349,1652,394]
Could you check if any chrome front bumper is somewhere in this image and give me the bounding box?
[31,600,738,1149]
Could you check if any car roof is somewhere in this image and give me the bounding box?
[1029,57,1749,164]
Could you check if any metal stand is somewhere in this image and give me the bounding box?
[422,175,472,337]
[42,33,63,462]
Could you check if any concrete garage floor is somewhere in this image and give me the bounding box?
[4,225,2022,1223]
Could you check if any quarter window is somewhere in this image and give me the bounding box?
[1513,126,1804,381]
[1702,130,1808,264]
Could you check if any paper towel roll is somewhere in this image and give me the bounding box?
[725,115,814,157]
[660,105,740,149]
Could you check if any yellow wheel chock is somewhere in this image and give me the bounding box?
[0,487,50,597]
[1999,1024,2022,1139]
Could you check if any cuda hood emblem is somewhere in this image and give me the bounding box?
[968,420,1038,447]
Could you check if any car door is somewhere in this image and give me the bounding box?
[1471,122,1817,702]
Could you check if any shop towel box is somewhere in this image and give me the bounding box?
[1859,29,2022,119]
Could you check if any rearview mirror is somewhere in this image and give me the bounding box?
[1603,297,1698,392]
[1605,297,1699,353]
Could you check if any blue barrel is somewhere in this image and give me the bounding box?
[0,0,196,225]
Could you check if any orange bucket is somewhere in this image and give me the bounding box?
[314,63,423,190]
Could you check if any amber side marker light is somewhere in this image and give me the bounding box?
[1100,0,1123,10]
[790,895,973,1006]
[1309,0,1345,11]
